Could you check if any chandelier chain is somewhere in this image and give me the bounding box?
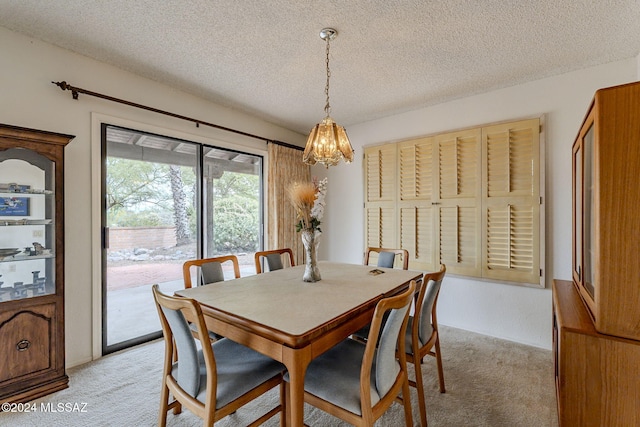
[324,36,331,116]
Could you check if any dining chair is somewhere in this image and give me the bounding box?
[182,255,241,288]
[364,247,409,270]
[284,280,417,427]
[152,285,286,427]
[352,247,410,343]
[182,255,241,341]
[254,248,295,274]
[404,264,447,427]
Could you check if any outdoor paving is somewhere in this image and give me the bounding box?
[106,255,257,345]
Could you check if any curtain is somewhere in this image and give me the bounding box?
[267,143,310,266]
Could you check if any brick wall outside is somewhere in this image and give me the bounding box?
[108,226,176,251]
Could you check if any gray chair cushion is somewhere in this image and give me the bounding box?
[375,304,408,396]
[200,338,285,408]
[404,316,424,352]
[418,279,441,343]
[404,278,442,352]
[287,301,411,416]
[164,303,284,408]
[162,306,201,397]
[377,251,396,268]
[285,339,380,415]
[201,262,225,285]
[265,253,284,271]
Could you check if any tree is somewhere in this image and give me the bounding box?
[169,165,191,245]
[106,158,170,213]
[211,172,260,252]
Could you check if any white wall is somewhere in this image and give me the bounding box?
[318,59,638,349]
[0,27,306,367]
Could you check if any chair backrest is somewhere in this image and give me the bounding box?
[416,264,446,343]
[182,255,241,288]
[362,280,416,399]
[254,248,295,274]
[152,284,214,399]
[364,247,409,270]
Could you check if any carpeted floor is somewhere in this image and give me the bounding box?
[1,326,558,426]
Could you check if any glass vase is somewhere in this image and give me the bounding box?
[301,229,321,282]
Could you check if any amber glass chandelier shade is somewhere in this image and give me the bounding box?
[303,116,354,167]
[303,27,354,168]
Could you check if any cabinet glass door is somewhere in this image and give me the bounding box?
[572,142,582,282]
[0,149,55,302]
[582,123,595,298]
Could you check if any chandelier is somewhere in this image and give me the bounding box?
[303,28,354,168]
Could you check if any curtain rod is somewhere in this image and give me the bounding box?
[51,80,303,151]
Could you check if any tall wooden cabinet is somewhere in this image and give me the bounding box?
[553,280,640,426]
[0,124,74,403]
[554,81,640,426]
[571,80,640,341]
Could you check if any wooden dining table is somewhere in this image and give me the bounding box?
[175,261,423,426]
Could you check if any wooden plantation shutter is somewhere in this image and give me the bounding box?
[436,129,482,276]
[363,116,543,286]
[364,145,397,250]
[482,118,540,284]
[399,138,436,270]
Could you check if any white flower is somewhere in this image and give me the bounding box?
[311,178,327,222]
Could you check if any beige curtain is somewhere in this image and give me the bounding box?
[267,143,310,265]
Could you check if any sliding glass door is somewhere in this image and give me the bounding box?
[102,124,262,354]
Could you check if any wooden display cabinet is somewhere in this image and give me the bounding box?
[553,280,640,427]
[557,80,640,426]
[571,81,640,341]
[0,124,74,403]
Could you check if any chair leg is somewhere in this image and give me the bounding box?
[158,382,170,427]
[413,355,428,427]
[284,380,291,426]
[280,380,287,427]
[401,374,414,427]
[434,335,446,393]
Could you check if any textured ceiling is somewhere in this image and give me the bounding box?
[2,0,640,135]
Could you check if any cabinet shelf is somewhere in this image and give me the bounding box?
[0,219,53,226]
[0,190,53,196]
[0,254,54,263]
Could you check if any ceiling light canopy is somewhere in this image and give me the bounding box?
[303,28,354,168]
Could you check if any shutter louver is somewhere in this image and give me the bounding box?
[487,205,534,271]
[438,131,479,199]
[440,205,479,275]
[366,149,382,202]
[366,145,396,202]
[400,138,433,200]
[486,123,535,197]
[365,207,395,248]
[366,207,381,248]
[379,207,396,248]
[400,206,434,270]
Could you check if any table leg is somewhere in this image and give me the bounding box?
[282,346,312,427]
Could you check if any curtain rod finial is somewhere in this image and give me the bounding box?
[52,80,68,90]
[52,81,79,99]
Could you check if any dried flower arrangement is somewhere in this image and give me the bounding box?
[288,177,327,233]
